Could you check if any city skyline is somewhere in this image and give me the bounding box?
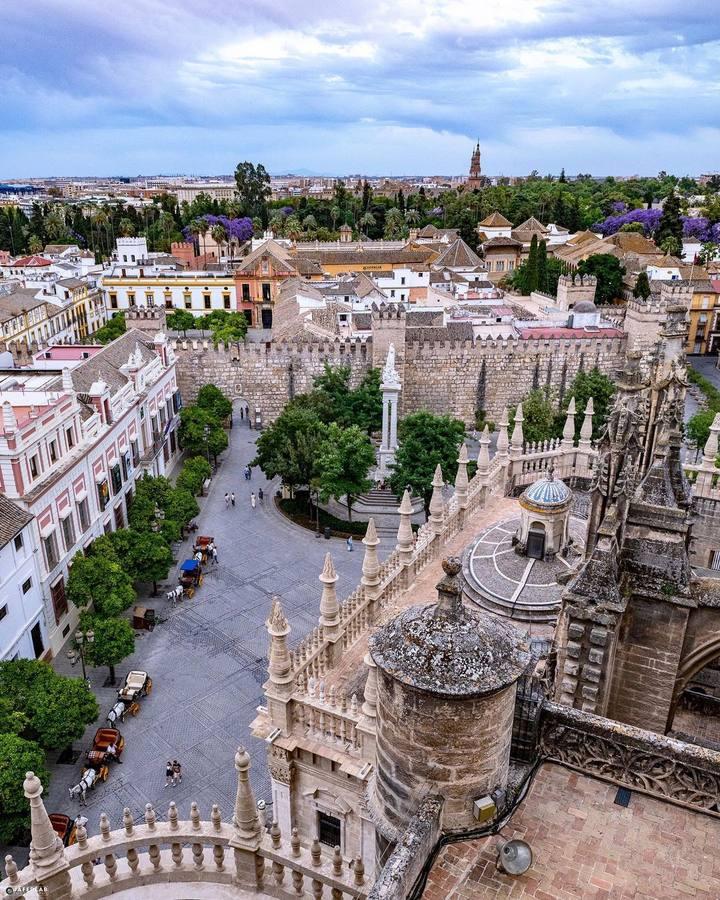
[3,0,718,178]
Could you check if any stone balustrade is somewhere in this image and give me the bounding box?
[1,748,368,900]
[291,690,365,755]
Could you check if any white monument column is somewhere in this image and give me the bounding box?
[377,343,401,479]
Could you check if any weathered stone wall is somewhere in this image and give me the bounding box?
[690,496,720,569]
[373,669,516,832]
[403,336,627,423]
[171,330,626,426]
[606,597,690,733]
[171,338,372,422]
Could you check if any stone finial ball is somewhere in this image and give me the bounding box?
[235,746,251,770]
[23,771,41,797]
[442,557,462,576]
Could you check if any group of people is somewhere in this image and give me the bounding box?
[224,492,236,508]
[194,540,218,566]
[164,759,183,787]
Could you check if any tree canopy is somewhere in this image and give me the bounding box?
[389,411,465,508]
[314,423,375,520]
[577,254,626,304]
[312,364,382,433]
[559,368,617,440]
[234,161,272,222]
[176,455,212,496]
[0,733,49,843]
[67,551,135,618]
[93,312,126,344]
[253,401,328,490]
[179,406,228,461]
[79,615,136,684]
[509,389,557,444]
[166,309,196,335]
[197,383,233,421]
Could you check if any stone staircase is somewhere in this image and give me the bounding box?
[324,488,425,536]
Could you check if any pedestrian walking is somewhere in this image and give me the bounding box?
[211,546,218,565]
[346,535,353,552]
[240,407,244,421]
[251,492,256,509]
[165,761,174,787]
[172,760,182,785]
[247,465,252,479]
[224,492,230,508]
[258,487,264,503]
[231,491,235,507]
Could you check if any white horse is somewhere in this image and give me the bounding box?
[69,768,96,806]
[166,585,184,605]
[106,700,126,725]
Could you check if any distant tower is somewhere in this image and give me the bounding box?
[468,140,482,189]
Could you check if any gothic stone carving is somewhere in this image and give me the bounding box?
[269,745,293,785]
[540,706,720,816]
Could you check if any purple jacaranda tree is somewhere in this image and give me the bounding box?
[182,215,253,250]
[592,209,712,241]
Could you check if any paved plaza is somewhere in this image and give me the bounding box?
[35,420,391,842]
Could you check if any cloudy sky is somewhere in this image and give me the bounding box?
[2,0,718,177]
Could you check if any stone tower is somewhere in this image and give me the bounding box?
[468,141,482,190]
[368,558,530,838]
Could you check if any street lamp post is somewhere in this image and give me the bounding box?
[74,628,95,683]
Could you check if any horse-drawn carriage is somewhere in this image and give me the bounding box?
[117,670,153,703]
[192,536,214,564]
[132,605,156,631]
[49,813,77,846]
[86,728,124,766]
[179,559,203,598]
[68,766,108,805]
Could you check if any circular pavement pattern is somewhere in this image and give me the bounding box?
[461,516,585,624]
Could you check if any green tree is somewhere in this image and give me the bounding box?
[311,364,382,433]
[80,615,135,685]
[536,239,548,293]
[93,312,126,344]
[383,207,405,240]
[509,389,556,444]
[234,161,271,222]
[520,234,539,294]
[314,423,375,521]
[698,242,719,266]
[558,368,617,440]
[0,660,98,752]
[67,551,136,618]
[389,411,465,510]
[176,455,212,496]
[210,223,228,260]
[253,402,327,491]
[197,383,233,421]
[620,222,645,234]
[577,254,626,304]
[163,488,200,539]
[201,310,248,345]
[687,409,716,458]
[125,530,174,594]
[179,406,228,462]
[0,734,49,843]
[655,190,684,257]
[633,271,652,301]
[118,218,136,237]
[166,309,196,335]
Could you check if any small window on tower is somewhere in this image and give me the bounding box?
[317,812,341,848]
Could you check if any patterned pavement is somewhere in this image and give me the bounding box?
[33,419,391,841]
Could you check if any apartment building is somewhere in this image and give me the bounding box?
[0,330,181,655]
[0,495,47,661]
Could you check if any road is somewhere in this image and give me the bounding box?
[32,420,391,843]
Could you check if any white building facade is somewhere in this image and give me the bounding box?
[0,497,47,661]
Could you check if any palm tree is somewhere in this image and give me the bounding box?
[359,211,376,234]
[269,214,284,236]
[405,209,420,225]
[302,214,317,231]
[330,205,341,231]
[118,218,135,237]
[210,224,228,262]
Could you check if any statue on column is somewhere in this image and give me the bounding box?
[376,344,401,480]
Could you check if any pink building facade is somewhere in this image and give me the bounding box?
[0,330,181,655]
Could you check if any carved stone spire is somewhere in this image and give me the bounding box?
[703,412,720,464]
[361,518,380,599]
[266,596,292,689]
[319,552,340,637]
[562,396,576,448]
[496,407,510,459]
[231,747,261,849]
[454,442,469,508]
[24,771,70,884]
[429,464,445,534]
[579,397,594,449]
[433,557,464,618]
[396,489,414,559]
[362,652,378,718]
[477,424,491,474]
[510,402,524,454]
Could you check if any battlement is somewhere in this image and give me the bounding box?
[558,274,597,287]
[371,301,406,321]
[556,273,598,310]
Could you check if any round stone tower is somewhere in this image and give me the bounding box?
[369,558,531,833]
